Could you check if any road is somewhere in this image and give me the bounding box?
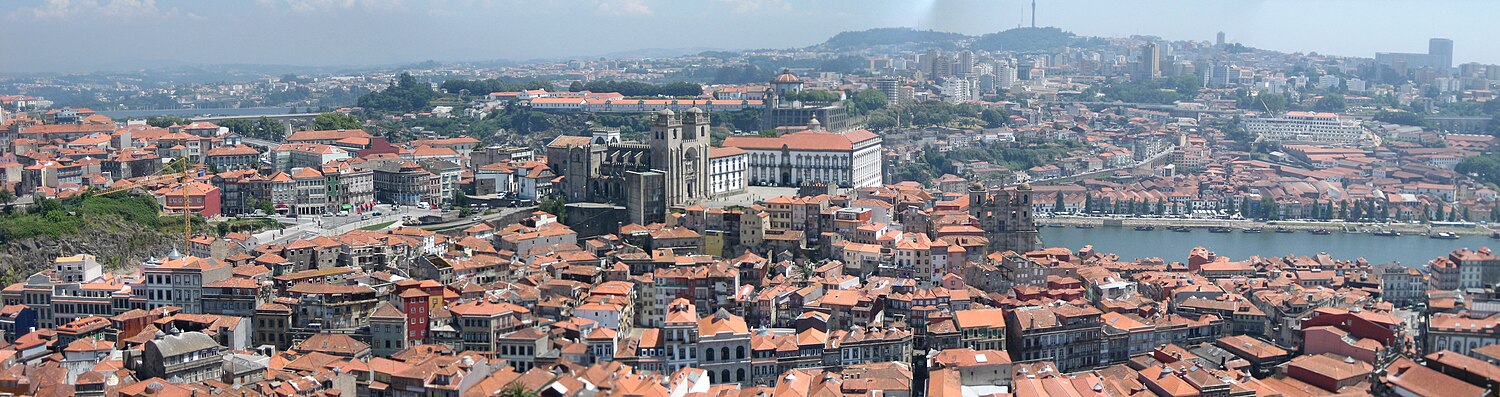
[417,206,536,231]
[191,113,321,122]
[239,136,279,150]
[1028,147,1175,186]
[250,205,537,245]
[251,204,441,245]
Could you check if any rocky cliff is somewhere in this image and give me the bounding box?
[0,215,176,283]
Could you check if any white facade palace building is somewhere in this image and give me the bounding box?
[708,147,747,195]
[722,118,883,188]
[1244,111,1381,147]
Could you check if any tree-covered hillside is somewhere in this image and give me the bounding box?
[819,28,969,49]
[970,27,1081,52]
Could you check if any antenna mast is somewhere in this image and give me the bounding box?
[1031,0,1037,28]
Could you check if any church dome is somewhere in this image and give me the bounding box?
[685,107,703,114]
[656,108,675,116]
[772,71,801,83]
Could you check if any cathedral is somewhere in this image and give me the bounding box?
[546,108,712,225]
[968,182,1040,254]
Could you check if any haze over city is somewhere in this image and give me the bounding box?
[3,1,1500,397]
[5,0,1500,73]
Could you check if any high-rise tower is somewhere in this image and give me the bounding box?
[1429,38,1454,75]
[1140,42,1161,79]
[1030,0,1036,28]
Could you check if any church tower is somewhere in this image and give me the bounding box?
[649,107,711,207]
[969,182,1039,254]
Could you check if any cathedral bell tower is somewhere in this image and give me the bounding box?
[649,107,712,207]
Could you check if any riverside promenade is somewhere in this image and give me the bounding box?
[1038,215,1497,236]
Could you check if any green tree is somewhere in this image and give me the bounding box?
[221,117,288,140]
[145,116,189,128]
[313,113,363,131]
[538,195,568,223]
[1173,74,1202,98]
[357,72,439,112]
[981,108,1011,128]
[848,89,889,115]
[1312,94,1347,112]
[1486,115,1500,137]
[1457,154,1500,186]
[866,113,896,130]
[1053,192,1066,213]
[453,190,470,209]
[783,90,842,103]
[582,80,700,97]
[568,81,584,92]
[500,384,539,397]
[1247,91,1287,113]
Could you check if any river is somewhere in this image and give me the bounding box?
[96,106,295,119]
[1039,225,1495,266]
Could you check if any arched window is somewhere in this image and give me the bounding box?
[720,347,729,362]
[737,368,746,382]
[704,348,714,361]
[721,370,731,384]
[737,346,746,359]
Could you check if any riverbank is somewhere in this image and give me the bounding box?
[1040,225,1494,266]
[1037,215,1497,236]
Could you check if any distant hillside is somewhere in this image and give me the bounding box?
[818,28,969,49]
[969,27,1080,52]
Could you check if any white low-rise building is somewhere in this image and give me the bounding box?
[708,147,746,196]
[1244,111,1380,147]
[722,120,883,188]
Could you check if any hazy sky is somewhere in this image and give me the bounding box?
[3,0,1498,74]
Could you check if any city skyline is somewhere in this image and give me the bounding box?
[3,0,1500,74]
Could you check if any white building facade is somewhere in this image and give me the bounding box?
[723,125,883,188]
[1244,111,1381,147]
[708,147,747,196]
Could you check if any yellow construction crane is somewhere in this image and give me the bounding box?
[180,161,191,245]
